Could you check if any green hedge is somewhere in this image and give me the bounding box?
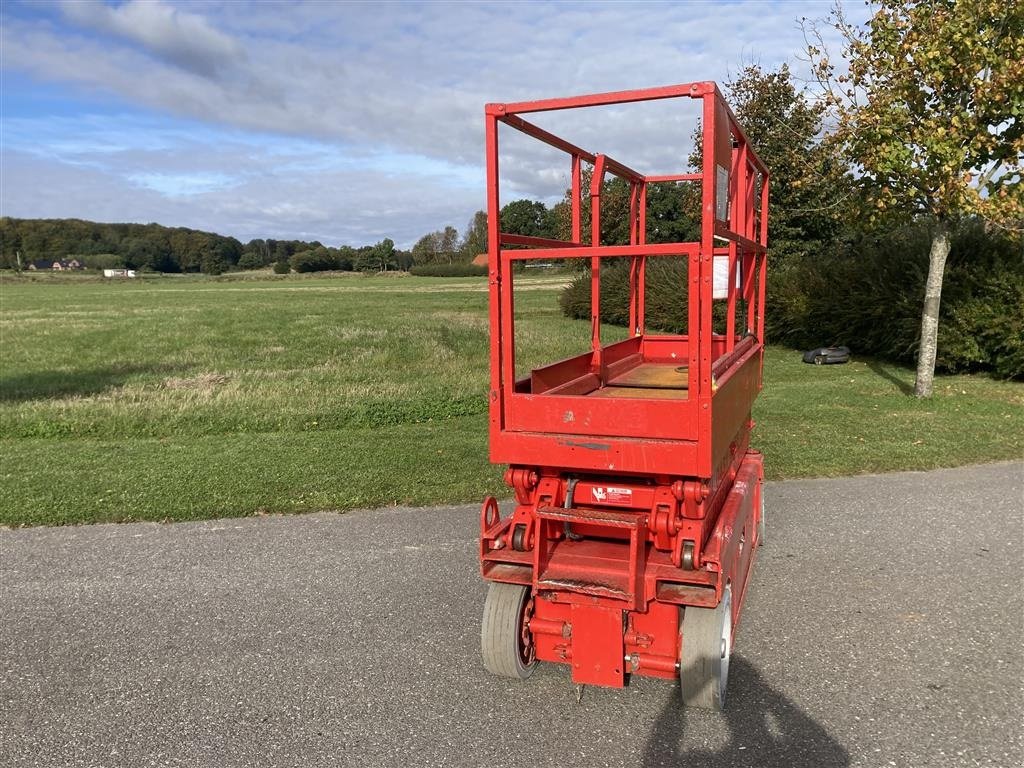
[560,258,689,333]
[768,222,1023,378]
[409,263,487,277]
[559,222,1023,378]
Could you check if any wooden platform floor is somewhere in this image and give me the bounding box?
[606,362,689,389]
[588,362,689,400]
[587,386,688,400]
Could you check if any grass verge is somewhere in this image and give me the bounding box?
[1,273,1020,526]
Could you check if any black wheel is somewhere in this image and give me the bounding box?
[679,584,733,710]
[481,582,536,679]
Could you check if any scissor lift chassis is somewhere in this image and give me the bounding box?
[478,82,769,710]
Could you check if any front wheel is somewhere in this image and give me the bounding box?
[481,582,536,680]
[679,584,733,710]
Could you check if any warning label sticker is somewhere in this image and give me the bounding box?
[592,486,633,505]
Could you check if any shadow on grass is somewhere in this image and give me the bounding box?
[0,365,177,403]
[866,359,914,396]
[643,656,849,767]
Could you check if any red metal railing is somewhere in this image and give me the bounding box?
[486,81,769,479]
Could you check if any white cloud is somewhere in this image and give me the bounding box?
[127,171,240,197]
[0,1,869,244]
[60,0,245,78]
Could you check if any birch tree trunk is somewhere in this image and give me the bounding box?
[914,220,951,398]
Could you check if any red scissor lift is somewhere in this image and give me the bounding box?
[478,82,769,709]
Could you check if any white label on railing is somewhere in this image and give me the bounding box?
[713,254,741,299]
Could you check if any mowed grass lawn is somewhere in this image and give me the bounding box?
[1,272,1021,527]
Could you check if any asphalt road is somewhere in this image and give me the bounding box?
[2,462,1022,768]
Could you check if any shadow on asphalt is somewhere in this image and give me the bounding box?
[642,656,850,767]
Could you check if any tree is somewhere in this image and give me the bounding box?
[644,182,700,245]
[200,252,228,275]
[411,232,442,265]
[550,174,644,246]
[438,225,459,263]
[808,0,1024,396]
[336,246,356,271]
[0,217,376,275]
[372,238,396,271]
[290,246,336,272]
[356,238,396,272]
[272,239,293,262]
[412,226,461,265]
[685,65,848,266]
[243,238,272,267]
[394,248,414,271]
[500,199,555,239]
[237,251,264,270]
[723,64,849,268]
[124,236,159,270]
[460,210,488,261]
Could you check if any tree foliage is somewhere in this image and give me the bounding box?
[725,64,850,267]
[459,210,488,260]
[290,247,339,273]
[767,220,1023,378]
[411,225,463,265]
[499,199,557,239]
[807,0,1024,396]
[810,0,1023,225]
[0,217,371,275]
[355,238,397,272]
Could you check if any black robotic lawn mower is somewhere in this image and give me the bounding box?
[802,346,851,365]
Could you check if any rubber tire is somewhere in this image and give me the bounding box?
[481,582,535,680]
[680,584,732,710]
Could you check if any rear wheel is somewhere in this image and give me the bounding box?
[679,584,733,710]
[481,582,536,679]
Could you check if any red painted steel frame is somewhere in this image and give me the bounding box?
[480,82,769,690]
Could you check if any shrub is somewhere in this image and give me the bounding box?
[409,263,487,277]
[237,252,264,270]
[290,247,337,273]
[80,253,125,270]
[766,221,1023,377]
[272,260,291,274]
[200,254,227,275]
[560,258,690,333]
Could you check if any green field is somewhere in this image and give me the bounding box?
[1,272,1021,527]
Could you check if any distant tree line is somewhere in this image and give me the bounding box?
[0,204,528,277]
[0,195,587,279]
[0,217,416,276]
[409,211,488,266]
[0,218,246,274]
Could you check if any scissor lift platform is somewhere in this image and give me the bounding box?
[478,82,769,710]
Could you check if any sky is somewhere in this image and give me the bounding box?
[0,0,869,248]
